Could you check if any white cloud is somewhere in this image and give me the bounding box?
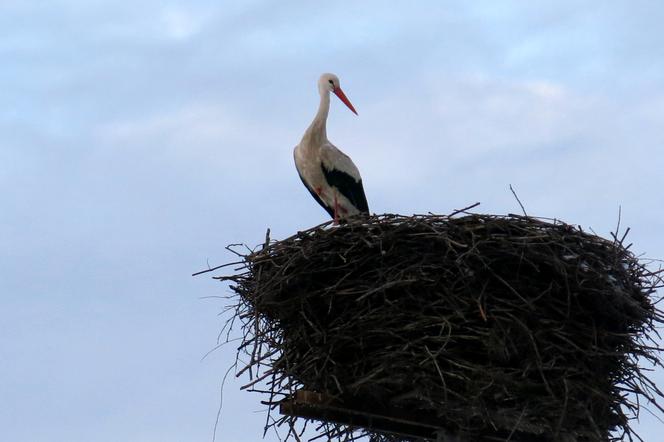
[159,5,208,41]
[92,101,300,196]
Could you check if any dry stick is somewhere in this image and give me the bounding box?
[509,184,528,217]
[505,405,528,442]
[448,201,481,217]
[613,204,622,245]
[212,363,237,442]
[192,260,244,276]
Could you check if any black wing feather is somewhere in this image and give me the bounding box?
[296,170,335,218]
[321,165,369,213]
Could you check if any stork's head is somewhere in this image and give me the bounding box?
[319,73,358,115]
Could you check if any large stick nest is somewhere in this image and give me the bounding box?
[214,212,663,442]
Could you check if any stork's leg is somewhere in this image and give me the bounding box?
[333,193,339,225]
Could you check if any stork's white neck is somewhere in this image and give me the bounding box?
[302,87,330,146]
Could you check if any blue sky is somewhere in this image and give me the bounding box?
[2,1,663,441]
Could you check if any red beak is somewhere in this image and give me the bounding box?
[333,87,358,115]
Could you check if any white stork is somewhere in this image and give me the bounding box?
[294,73,369,223]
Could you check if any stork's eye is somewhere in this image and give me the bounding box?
[328,79,334,85]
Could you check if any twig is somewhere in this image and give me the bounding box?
[509,184,528,216]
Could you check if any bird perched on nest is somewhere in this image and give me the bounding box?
[294,73,369,223]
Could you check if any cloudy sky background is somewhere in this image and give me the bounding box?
[2,1,663,441]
